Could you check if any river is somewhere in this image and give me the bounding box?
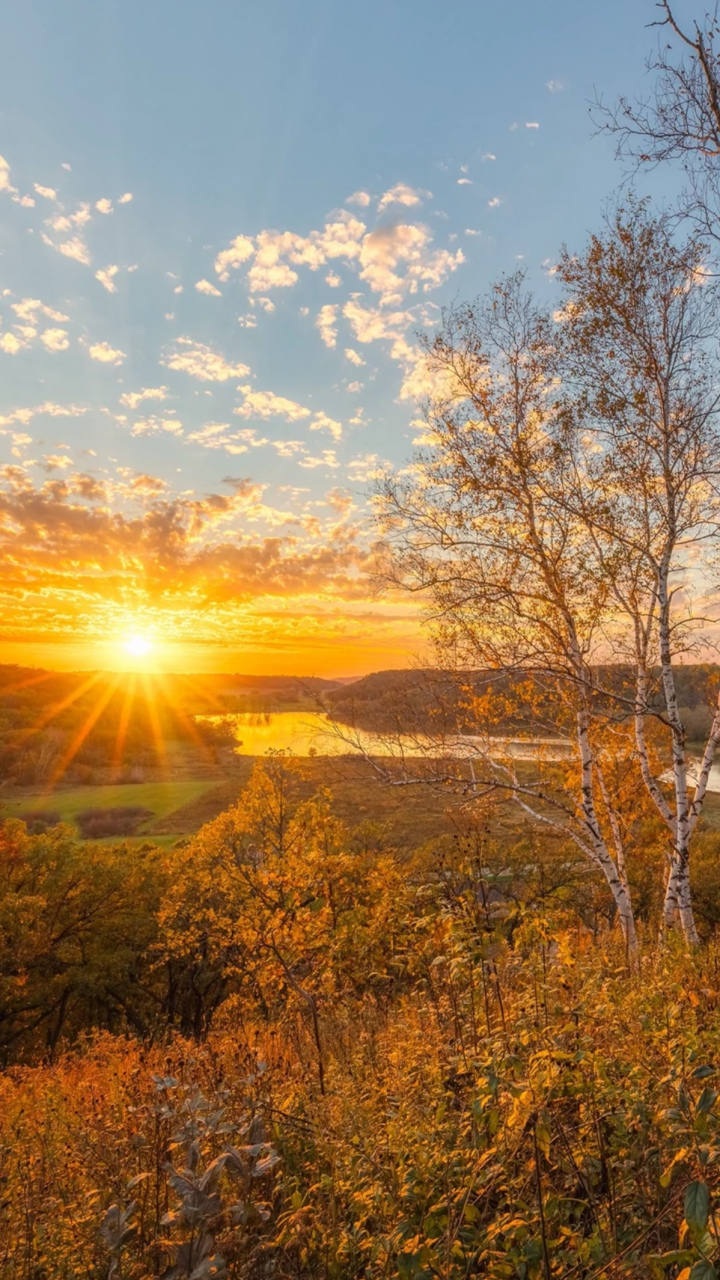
[203,711,720,791]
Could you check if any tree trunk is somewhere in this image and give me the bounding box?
[661,852,699,946]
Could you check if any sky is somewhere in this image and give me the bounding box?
[0,0,693,676]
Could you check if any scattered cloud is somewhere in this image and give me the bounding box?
[345,190,372,207]
[131,415,183,437]
[298,449,339,469]
[488,196,502,208]
[214,235,255,281]
[546,79,564,93]
[96,264,119,292]
[310,412,342,441]
[0,333,24,354]
[316,303,338,348]
[12,299,69,324]
[212,209,459,307]
[42,454,73,470]
[326,271,341,287]
[163,338,250,381]
[481,152,496,161]
[118,192,133,204]
[358,223,463,305]
[95,198,113,214]
[0,401,86,429]
[377,183,428,212]
[42,233,91,265]
[0,155,16,194]
[195,278,223,297]
[235,388,311,422]
[40,328,70,352]
[526,121,540,129]
[344,347,365,366]
[34,184,57,201]
[88,341,126,364]
[120,386,169,409]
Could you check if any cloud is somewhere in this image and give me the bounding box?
[0,473,377,640]
[34,184,57,201]
[255,296,275,312]
[457,178,473,186]
[272,439,306,457]
[120,386,169,409]
[0,401,86,429]
[481,152,496,161]
[487,197,502,208]
[377,183,429,212]
[310,412,342,441]
[42,455,74,471]
[546,79,563,93]
[525,121,540,129]
[212,210,459,306]
[187,423,269,454]
[346,380,363,393]
[358,223,463,305]
[215,235,255,281]
[298,450,339,469]
[96,264,119,292]
[346,452,386,482]
[0,303,74,356]
[12,298,69,324]
[0,156,16,194]
[47,204,91,232]
[342,298,413,345]
[344,347,365,366]
[325,272,342,287]
[163,338,250,381]
[42,233,91,265]
[345,190,372,207]
[214,214,366,293]
[118,192,133,204]
[131,415,183,437]
[234,388,311,422]
[195,278,223,297]
[40,328,70,352]
[316,303,338,348]
[95,198,113,214]
[88,341,126,364]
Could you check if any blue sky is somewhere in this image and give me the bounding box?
[0,0,693,674]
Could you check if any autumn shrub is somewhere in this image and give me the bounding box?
[23,809,61,835]
[5,936,720,1277]
[75,805,155,839]
[7,759,720,1276]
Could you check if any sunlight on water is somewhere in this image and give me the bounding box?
[207,711,415,756]
[202,711,577,761]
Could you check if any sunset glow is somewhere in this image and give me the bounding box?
[124,635,153,659]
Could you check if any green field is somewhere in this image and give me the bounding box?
[2,779,221,840]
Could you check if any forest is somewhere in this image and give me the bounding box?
[10,3,720,1278]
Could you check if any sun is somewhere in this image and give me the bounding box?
[124,634,153,658]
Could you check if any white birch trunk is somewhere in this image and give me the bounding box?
[576,708,638,956]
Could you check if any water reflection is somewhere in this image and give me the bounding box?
[202,711,575,762]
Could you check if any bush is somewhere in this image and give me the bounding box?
[23,810,61,835]
[76,805,154,839]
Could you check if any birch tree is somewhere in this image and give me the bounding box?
[596,2,720,246]
[558,204,720,946]
[378,276,640,955]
